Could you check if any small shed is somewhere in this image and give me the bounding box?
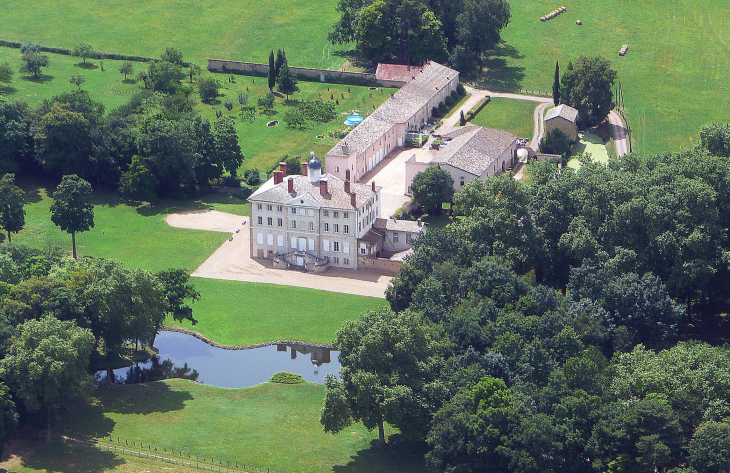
[544,104,579,142]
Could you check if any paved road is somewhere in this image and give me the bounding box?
[608,111,629,156]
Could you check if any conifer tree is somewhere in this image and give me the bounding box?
[267,50,276,92]
[553,61,560,106]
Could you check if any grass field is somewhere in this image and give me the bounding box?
[0,0,351,69]
[172,278,385,346]
[8,380,424,473]
[567,132,609,170]
[469,97,535,139]
[482,0,730,155]
[0,46,395,175]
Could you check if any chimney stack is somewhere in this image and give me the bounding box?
[345,169,351,181]
[319,179,328,196]
[279,162,287,175]
[344,180,350,194]
[273,170,283,184]
[371,181,376,192]
[288,177,294,193]
[350,192,356,207]
[302,162,308,176]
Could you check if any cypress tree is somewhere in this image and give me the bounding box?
[552,60,560,106]
[275,49,287,79]
[268,51,276,92]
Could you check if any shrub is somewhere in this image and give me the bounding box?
[456,82,466,96]
[270,371,305,384]
[540,128,573,156]
[221,176,241,187]
[244,168,260,185]
[444,95,455,107]
[438,102,448,115]
[432,106,442,119]
[450,90,459,101]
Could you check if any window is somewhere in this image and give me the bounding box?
[308,209,314,217]
[277,218,283,227]
[323,240,330,251]
[333,224,339,233]
[277,235,284,247]
[393,232,399,242]
[336,166,340,172]
[323,210,329,217]
[309,222,314,232]
[344,212,349,219]
[257,216,263,225]
[291,220,297,229]
[300,221,305,230]
[267,217,273,226]
[333,211,339,218]
[256,203,262,210]
[460,176,465,187]
[333,241,340,252]
[291,237,297,249]
[257,233,263,244]
[299,208,305,216]
[344,224,350,234]
[277,205,283,212]
[360,245,367,255]
[308,239,315,251]
[267,204,273,211]
[344,258,349,265]
[324,222,329,232]
[358,223,361,232]
[290,207,296,214]
[334,257,339,264]
[343,242,349,254]
[267,234,273,245]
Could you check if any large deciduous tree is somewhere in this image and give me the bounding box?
[0,173,25,243]
[119,155,159,203]
[19,43,49,78]
[213,116,244,176]
[411,166,454,215]
[456,0,510,68]
[0,62,14,86]
[119,62,133,80]
[0,316,94,441]
[197,76,222,103]
[699,122,730,157]
[560,56,617,127]
[72,43,95,65]
[50,175,95,259]
[321,308,447,446]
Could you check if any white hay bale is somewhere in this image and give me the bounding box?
[576,19,582,25]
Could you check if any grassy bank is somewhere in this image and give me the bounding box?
[469,97,535,138]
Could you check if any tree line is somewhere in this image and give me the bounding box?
[321,125,730,473]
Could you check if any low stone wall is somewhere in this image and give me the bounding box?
[207,59,405,88]
[357,256,402,275]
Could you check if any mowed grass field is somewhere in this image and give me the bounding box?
[0,46,396,174]
[0,0,350,68]
[469,97,535,139]
[3,380,426,473]
[486,0,730,155]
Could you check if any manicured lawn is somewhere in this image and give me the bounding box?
[172,278,385,346]
[36,380,425,473]
[469,97,535,139]
[0,0,351,68]
[479,0,730,154]
[567,132,609,169]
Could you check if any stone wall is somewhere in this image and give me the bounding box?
[357,256,403,275]
[207,59,406,88]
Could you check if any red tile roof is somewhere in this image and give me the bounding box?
[375,63,426,83]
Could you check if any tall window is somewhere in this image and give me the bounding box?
[309,222,314,231]
[333,211,339,218]
[256,203,262,210]
[333,241,340,252]
[344,224,349,234]
[277,205,283,212]
[267,204,273,211]
[333,224,339,233]
[291,220,297,229]
[344,212,349,219]
[324,222,329,232]
[267,217,273,226]
[257,216,263,225]
[324,210,329,217]
[393,232,399,242]
[277,218,283,227]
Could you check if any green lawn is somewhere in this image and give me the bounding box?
[469,97,535,139]
[0,46,396,175]
[173,278,385,346]
[32,380,424,473]
[480,0,730,155]
[0,0,351,68]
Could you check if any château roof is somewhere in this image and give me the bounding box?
[433,126,518,176]
[248,174,378,210]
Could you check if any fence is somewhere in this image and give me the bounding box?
[68,436,295,473]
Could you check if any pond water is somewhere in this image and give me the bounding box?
[97,331,341,388]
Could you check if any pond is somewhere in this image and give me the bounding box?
[97,331,340,388]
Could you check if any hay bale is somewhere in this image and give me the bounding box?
[541,16,546,21]
[576,19,582,25]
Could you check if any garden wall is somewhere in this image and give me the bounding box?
[207,59,405,88]
[357,256,402,275]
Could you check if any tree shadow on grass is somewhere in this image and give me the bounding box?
[475,42,526,91]
[94,381,194,416]
[76,62,99,70]
[121,78,136,85]
[332,435,428,473]
[21,74,54,84]
[0,85,17,96]
[19,440,125,473]
[135,197,216,217]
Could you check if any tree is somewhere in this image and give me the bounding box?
[119,62,133,80]
[258,92,275,112]
[187,63,202,83]
[72,43,94,65]
[197,76,222,103]
[69,73,86,90]
[160,47,184,65]
[268,50,276,92]
[699,122,730,157]
[0,382,17,457]
[0,62,13,86]
[50,175,94,259]
[355,1,395,63]
[690,421,730,473]
[540,128,572,155]
[0,316,94,441]
[411,166,454,215]
[19,43,49,78]
[155,268,200,326]
[276,63,300,100]
[145,61,185,94]
[456,0,511,69]
[560,55,617,127]
[320,308,446,445]
[552,61,560,106]
[213,116,244,176]
[274,49,287,79]
[119,155,158,202]
[284,155,302,175]
[0,173,25,243]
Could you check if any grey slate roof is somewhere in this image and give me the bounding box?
[373,218,426,233]
[434,126,518,176]
[328,61,458,158]
[248,174,377,210]
[545,104,579,123]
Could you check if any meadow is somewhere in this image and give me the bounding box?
[3,380,426,473]
[0,0,350,69]
[469,97,535,139]
[486,0,729,155]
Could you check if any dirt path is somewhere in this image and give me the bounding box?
[165,210,391,298]
[608,111,629,156]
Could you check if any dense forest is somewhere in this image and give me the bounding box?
[323,127,730,473]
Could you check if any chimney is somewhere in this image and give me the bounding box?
[371,181,376,192]
[344,180,350,194]
[288,177,294,193]
[279,162,287,175]
[302,162,308,176]
[345,169,351,181]
[350,192,356,207]
[417,218,422,227]
[319,179,328,196]
[342,142,350,155]
[273,170,283,184]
